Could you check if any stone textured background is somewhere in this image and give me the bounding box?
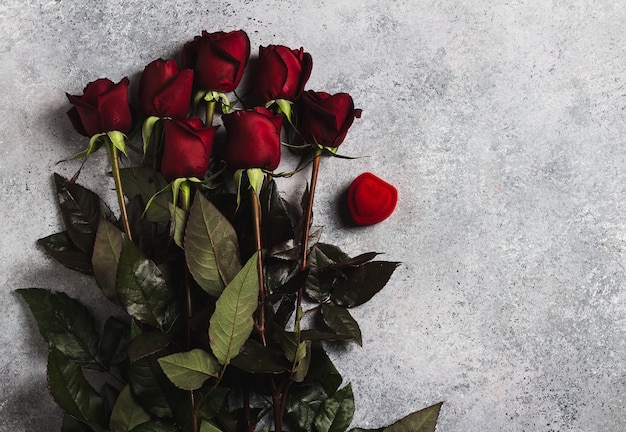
[2,1,626,431]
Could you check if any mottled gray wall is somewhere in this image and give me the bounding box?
[2,1,626,431]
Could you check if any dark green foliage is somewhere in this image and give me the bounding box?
[22,173,441,432]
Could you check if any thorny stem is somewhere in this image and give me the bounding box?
[179,182,198,432]
[106,143,132,241]
[206,100,216,126]
[250,187,268,347]
[295,149,322,326]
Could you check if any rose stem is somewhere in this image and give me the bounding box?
[206,100,216,126]
[250,184,285,430]
[179,182,199,432]
[106,142,132,241]
[299,149,322,270]
[294,149,322,328]
[250,186,268,347]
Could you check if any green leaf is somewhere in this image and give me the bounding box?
[349,428,383,432]
[92,218,123,303]
[304,245,339,302]
[37,231,93,275]
[47,348,105,427]
[185,192,242,297]
[128,331,171,363]
[127,354,181,418]
[331,262,400,308]
[292,340,312,383]
[119,167,172,222]
[320,304,362,346]
[383,402,443,432]
[17,288,100,366]
[200,421,225,432]
[129,420,178,432]
[315,244,350,264]
[261,179,295,248]
[116,237,178,330]
[305,344,342,395]
[285,386,326,432]
[230,339,290,373]
[330,252,379,269]
[100,383,119,426]
[99,317,129,367]
[197,387,230,421]
[314,384,354,432]
[62,412,94,432]
[110,385,151,432]
[158,349,220,390]
[54,173,115,254]
[209,252,259,365]
[169,203,188,248]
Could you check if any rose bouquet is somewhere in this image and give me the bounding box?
[18,30,442,432]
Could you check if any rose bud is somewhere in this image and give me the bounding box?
[66,78,132,137]
[138,59,194,118]
[222,107,283,170]
[347,172,398,226]
[181,30,250,92]
[255,45,312,101]
[160,117,218,181]
[298,90,362,147]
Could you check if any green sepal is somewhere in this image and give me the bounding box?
[68,133,106,160]
[142,116,161,157]
[266,98,293,125]
[203,91,231,113]
[107,131,130,158]
[246,168,264,197]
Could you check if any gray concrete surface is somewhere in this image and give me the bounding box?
[2,1,626,431]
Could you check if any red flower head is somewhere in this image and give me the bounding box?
[160,117,218,181]
[138,59,193,118]
[66,78,132,137]
[255,45,312,101]
[298,90,362,148]
[181,30,250,92]
[222,107,283,170]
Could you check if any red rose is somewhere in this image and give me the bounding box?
[181,30,250,92]
[255,45,312,101]
[138,59,193,118]
[160,118,218,181]
[66,78,132,137]
[298,90,362,147]
[222,107,283,170]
